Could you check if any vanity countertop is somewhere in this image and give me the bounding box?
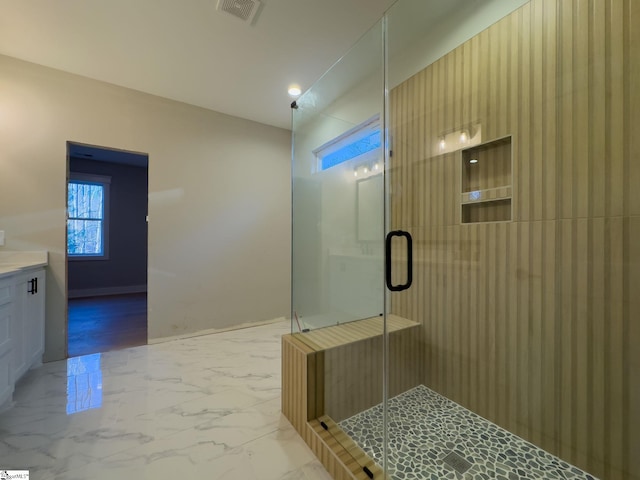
[0,251,48,279]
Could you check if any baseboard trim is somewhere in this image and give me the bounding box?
[68,284,147,299]
[148,316,288,345]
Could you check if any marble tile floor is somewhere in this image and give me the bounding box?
[0,320,333,480]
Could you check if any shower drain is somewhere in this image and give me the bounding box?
[442,451,473,474]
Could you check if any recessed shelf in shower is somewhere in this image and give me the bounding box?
[461,135,513,224]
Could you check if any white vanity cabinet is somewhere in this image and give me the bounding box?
[0,258,47,410]
[0,276,15,406]
[13,268,46,380]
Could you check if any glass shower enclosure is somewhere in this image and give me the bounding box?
[288,1,639,479]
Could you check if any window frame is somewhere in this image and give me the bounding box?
[67,172,111,261]
[313,114,381,172]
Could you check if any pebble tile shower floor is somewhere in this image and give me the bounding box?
[339,385,598,480]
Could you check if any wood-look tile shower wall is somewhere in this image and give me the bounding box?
[388,1,639,479]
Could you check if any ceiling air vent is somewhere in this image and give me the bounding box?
[217,0,262,23]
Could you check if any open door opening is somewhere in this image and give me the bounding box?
[66,142,149,358]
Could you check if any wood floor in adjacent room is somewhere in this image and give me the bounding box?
[67,293,147,358]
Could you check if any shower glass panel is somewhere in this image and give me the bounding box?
[290,18,388,477]
[291,22,385,334]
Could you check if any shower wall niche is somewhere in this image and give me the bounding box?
[461,136,512,223]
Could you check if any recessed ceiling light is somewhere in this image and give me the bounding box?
[288,85,301,97]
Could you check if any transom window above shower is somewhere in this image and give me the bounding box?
[313,115,381,173]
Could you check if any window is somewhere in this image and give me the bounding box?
[67,173,110,259]
[314,115,381,171]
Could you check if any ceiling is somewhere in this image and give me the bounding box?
[0,0,398,130]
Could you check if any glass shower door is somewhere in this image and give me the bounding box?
[381,0,638,479]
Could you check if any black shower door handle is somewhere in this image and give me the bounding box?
[385,230,413,292]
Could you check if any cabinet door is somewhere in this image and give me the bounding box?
[13,274,30,380]
[0,278,15,406]
[23,269,45,369]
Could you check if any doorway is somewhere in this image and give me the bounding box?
[66,142,149,358]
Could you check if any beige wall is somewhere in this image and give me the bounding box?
[0,54,291,362]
